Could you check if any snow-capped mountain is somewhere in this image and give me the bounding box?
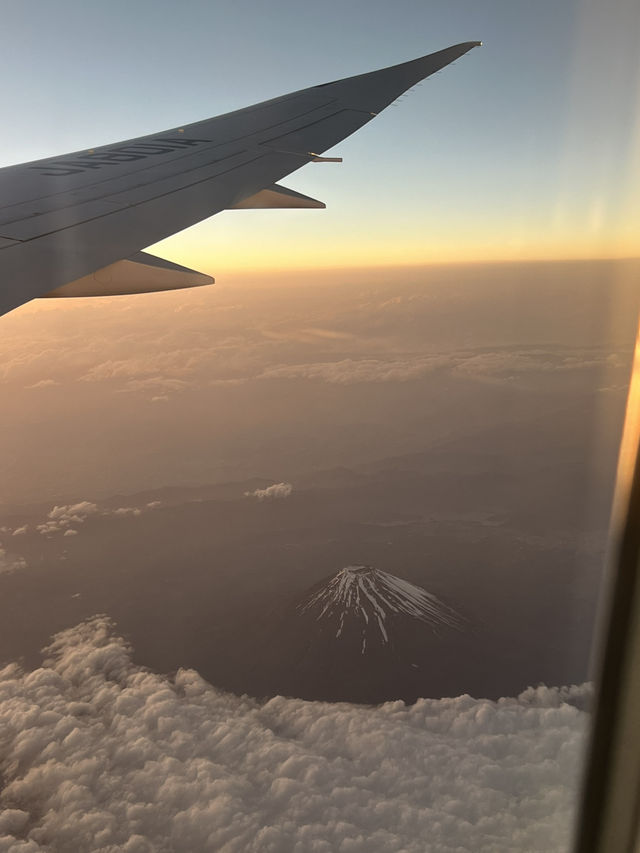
[246,565,479,705]
[298,565,464,651]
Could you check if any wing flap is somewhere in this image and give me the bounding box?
[42,251,213,298]
[230,184,324,209]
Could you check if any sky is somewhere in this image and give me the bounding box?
[0,0,638,274]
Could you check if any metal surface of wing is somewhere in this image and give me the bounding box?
[42,252,213,298]
[230,184,324,209]
[0,41,480,316]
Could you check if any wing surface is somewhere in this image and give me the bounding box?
[42,252,214,298]
[0,41,480,316]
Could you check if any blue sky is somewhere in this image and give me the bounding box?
[1,0,638,269]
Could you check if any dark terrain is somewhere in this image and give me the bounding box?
[0,394,616,703]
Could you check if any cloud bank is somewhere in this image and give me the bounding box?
[257,349,621,386]
[0,617,589,852]
[245,482,293,501]
[32,501,153,537]
[0,545,26,576]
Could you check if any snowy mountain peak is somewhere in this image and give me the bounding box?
[298,565,464,648]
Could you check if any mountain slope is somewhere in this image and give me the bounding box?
[247,565,485,704]
[298,565,465,652]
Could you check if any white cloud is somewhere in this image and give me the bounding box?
[259,356,451,384]
[451,349,622,385]
[63,529,79,537]
[255,348,621,387]
[208,377,248,387]
[36,521,64,536]
[25,378,59,389]
[245,482,293,501]
[0,544,26,575]
[597,384,628,393]
[118,378,191,395]
[80,353,199,383]
[35,501,147,535]
[0,617,589,852]
[37,502,100,535]
[11,526,28,537]
[453,351,556,379]
[49,501,99,522]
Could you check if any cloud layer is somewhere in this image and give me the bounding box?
[257,350,623,386]
[0,617,590,852]
[1,277,628,397]
[1,272,633,507]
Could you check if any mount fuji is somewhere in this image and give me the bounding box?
[248,565,485,704]
[298,565,465,653]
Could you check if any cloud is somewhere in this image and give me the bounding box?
[258,356,451,384]
[0,544,26,575]
[48,501,99,522]
[255,348,622,387]
[261,327,355,343]
[208,378,248,387]
[453,351,557,379]
[37,502,100,535]
[2,286,624,403]
[451,349,623,384]
[0,617,589,852]
[118,378,191,395]
[597,384,628,393]
[63,529,79,537]
[245,482,293,501]
[35,501,147,536]
[80,353,200,383]
[25,378,59,389]
[11,526,28,537]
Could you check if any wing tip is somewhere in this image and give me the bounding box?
[325,40,482,114]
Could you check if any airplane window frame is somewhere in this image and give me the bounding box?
[573,320,640,853]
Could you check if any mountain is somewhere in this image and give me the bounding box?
[246,565,487,705]
[298,565,465,653]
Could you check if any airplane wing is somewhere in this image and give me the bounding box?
[0,41,480,317]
